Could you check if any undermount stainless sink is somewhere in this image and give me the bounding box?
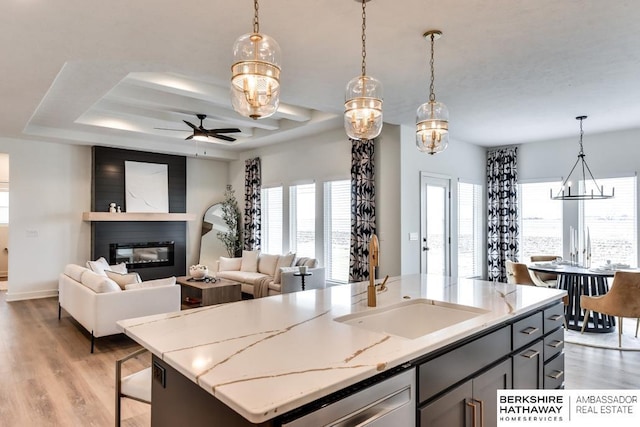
[334,299,489,339]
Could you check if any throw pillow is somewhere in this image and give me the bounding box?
[105,270,142,290]
[108,262,128,274]
[258,253,280,276]
[240,250,260,272]
[64,264,87,282]
[86,257,110,275]
[219,256,242,272]
[125,276,176,290]
[80,270,121,293]
[274,252,296,284]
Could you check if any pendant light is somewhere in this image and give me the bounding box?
[231,0,281,120]
[344,0,383,140]
[416,30,449,154]
[551,116,614,200]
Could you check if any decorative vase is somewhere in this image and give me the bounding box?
[189,265,208,280]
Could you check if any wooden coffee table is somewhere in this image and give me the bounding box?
[177,276,242,308]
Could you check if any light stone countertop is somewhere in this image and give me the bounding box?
[117,274,565,424]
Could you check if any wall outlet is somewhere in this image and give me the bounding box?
[152,361,166,388]
[409,232,418,241]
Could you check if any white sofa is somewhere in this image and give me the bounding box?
[58,264,181,352]
[215,251,325,297]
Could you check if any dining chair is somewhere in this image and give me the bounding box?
[115,348,152,427]
[529,255,561,287]
[580,271,640,347]
[505,260,535,285]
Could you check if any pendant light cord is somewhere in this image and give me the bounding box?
[253,0,260,34]
[361,0,367,76]
[429,33,436,102]
[578,116,585,156]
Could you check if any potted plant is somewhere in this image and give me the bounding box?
[217,185,242,257]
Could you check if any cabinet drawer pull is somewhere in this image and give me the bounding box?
[548,339,564,348]
[467,398,483,427]
[548,370,564,380]
[549,314,563,321]
[521,349,540,359]
[521,326,539,335]
[467,399,478,427]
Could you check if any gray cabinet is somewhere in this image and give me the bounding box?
[417,301,565,426]
[419,359,512,426]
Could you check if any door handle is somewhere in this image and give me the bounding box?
[422,246,429,252]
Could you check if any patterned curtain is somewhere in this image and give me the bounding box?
[487,147,519,282]
[349,138,376,282]
[244,157,261,251]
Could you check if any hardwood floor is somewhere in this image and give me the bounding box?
[0,292,637,426]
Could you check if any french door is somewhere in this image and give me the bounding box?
[420,173,451,275]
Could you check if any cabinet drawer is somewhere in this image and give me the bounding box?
[512,340,543,389]
[544,302,565,334]
[512,311,543,351]
[418,326,510,404]
[544,353,565,389]
[544,327,564,362]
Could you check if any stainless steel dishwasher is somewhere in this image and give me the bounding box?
[282,367,415,426]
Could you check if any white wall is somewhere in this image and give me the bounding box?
[0,138,92,301]
[399,125,487,276]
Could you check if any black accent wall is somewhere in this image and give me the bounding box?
[91,147,187,280]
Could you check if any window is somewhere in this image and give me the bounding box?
[290,183,315,258]
[581,176,637,267]
[260,186,283,254]
[0,190,8,224]
[457,181,482,278]
[519,181,563,263]
[324,180,350,283]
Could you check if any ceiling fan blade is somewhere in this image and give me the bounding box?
[183,120,198,130]
[210,128,241,134]
[212,134,236,142]
[185,135,194,140]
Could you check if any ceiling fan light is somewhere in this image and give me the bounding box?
[230,31,281,120]
[344,75,383,140]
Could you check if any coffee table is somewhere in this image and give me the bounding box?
[177,276,241,308]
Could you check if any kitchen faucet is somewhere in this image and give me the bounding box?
[368,234,379,307]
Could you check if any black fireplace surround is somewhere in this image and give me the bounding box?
[91,147,187,280]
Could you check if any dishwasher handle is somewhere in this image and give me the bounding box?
[328,385,412,427]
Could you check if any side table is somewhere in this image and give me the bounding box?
[293,272,313,291]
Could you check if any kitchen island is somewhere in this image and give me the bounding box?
[117,274,566,426]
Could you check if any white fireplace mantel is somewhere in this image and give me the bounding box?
[82,212,197,222]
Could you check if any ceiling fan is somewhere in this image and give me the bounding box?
[156,114,241,142]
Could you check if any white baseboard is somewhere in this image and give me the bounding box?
[5,289,58,302]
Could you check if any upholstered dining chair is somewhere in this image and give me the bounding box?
[505,260,535,285]
[529,255,561,287]
[116,348,152,427]
[580,271,640,347]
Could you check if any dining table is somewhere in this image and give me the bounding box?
[528,263,622,333]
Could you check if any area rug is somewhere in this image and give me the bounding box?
[564,317,640,351]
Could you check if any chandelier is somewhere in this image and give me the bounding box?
[231,0,281,120]
[344,0,383,140]
[416,30,449,154]
[551,116,614,200]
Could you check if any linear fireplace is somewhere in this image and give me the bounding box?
[109,241,175,269]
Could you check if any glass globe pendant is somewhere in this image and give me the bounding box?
[344,0,383,140]
[416,30,449,154]
[231,0,281,120]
